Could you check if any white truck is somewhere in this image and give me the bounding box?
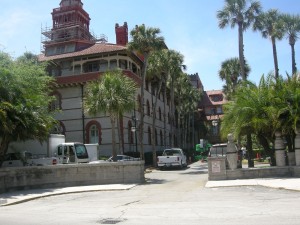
[157,148,187,170]
[54,142,89,164]
[2,142,90,167]
[2,151,58,167]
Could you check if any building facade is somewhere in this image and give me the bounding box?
[39,0,173,156]
[199,90,227,144]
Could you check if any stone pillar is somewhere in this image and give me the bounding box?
[295,128,300,166]
[208,157,226,180]
[226,133,238,170]
[275,131,286,167]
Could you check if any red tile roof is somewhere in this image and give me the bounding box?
[201,90,227,106]
[38,43,127,61]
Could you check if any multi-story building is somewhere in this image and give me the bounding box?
[38,0,173,156]
[199,90,227,144]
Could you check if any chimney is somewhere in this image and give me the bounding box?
[115,22,128,46]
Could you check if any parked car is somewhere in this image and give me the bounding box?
[209,143,242,168]
[2,151,57,167]
[209,143,227,157]
[157,148,187,169]
[107,155,140,162]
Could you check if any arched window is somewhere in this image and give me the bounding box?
[137,95,141,112]
[155,129,158,146]
[159,107,162,120]
[145,80,149,91]
[90,125,99,144]
[148,126,152,145]
[160,130,163,146]
[151,83,156,95]
[146,100,150,116]
[85,121,102,144]
[128,121,133,144]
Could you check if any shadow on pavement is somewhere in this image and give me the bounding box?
[144,178,167,185]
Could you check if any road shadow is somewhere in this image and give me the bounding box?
[181,164,209,175]
[156,166,190,171]
[144,178,167,185]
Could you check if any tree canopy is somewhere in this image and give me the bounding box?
[0,52,57,164]
[221,73,300,163]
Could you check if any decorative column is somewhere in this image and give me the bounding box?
[275,131,286,167]
[295,128,300,166]
[226,133,237,170]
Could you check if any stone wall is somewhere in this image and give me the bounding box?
[0,161,145,194]
[208,157,300,180]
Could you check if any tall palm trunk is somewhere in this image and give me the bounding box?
[110,116,117,162]
[151,80,163,167]
[163,83,168,149]
[139,54,149,160]
[246,133,254,168]
[170,78,175,147]
[290,36,297,75]
[257,133,275,166]
[271,36,279,78]
[238,23,246,81]
[0,136,10,166]
[117,114,123,155]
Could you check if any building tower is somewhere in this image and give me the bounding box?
[115,22,128,46]
[42,0,98,56]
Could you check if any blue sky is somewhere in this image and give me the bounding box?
[0,0,300,91]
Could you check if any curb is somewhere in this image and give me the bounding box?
[0,184,137,207]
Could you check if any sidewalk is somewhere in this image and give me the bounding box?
[0,184,136,207]
[206,178,300,191]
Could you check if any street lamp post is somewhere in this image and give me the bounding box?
[211,117,219,143]
[131,110,138,153]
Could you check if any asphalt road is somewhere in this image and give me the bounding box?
[1,162,300,225]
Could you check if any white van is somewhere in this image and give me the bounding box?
[55,143,89,164]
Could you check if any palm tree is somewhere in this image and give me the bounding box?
[127,24,165,159]
[253,9,285,79]
[218,57,251,100]
[84,70,137,162]
[221,74,289,167]
[275,75,300,152]
[167,51,186,147]
[174,73,201,149]
[147,49,170,166]
[149,49,186,148]
[217,0,261,81]
[281,13,300,75]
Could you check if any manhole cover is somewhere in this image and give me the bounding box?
[99,218,126,224]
